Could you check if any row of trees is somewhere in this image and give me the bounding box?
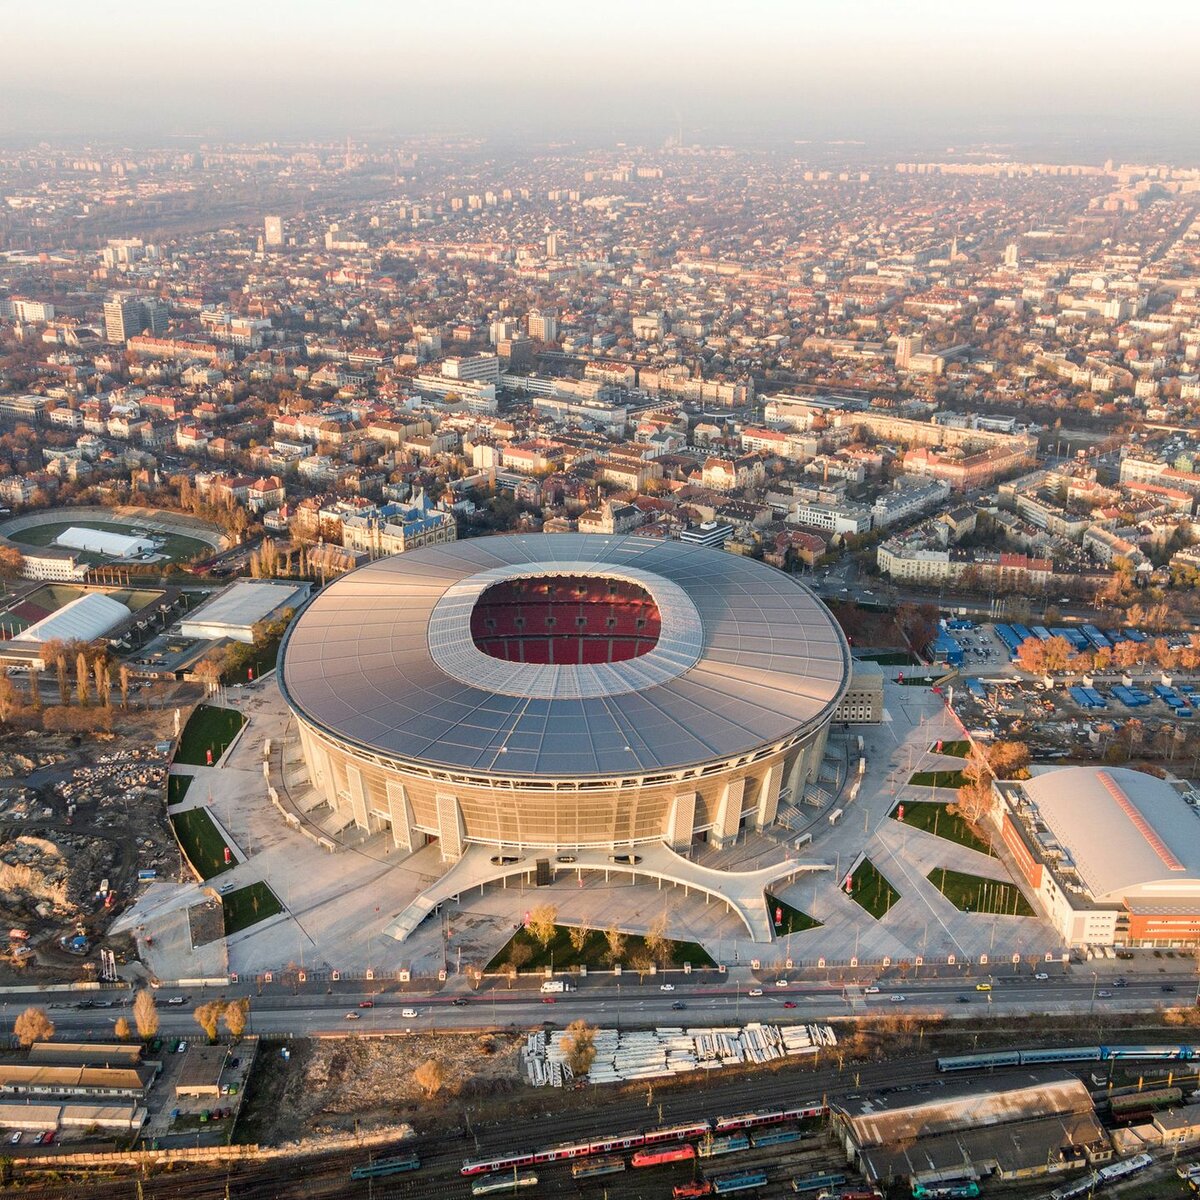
[954,740,1032,825]
[502,905,675,979]
[1014,631,1200,676]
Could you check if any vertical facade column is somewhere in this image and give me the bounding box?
[435,791,465,863]
[346,764,370,830]
[754,760,784,831]
[385,779,417,852]
[711,778,744,850]
[664,791,697,853]
[299,724,339,809]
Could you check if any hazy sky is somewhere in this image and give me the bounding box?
[2,0,1198,152]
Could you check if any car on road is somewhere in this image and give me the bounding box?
[747,988,763,997]
[358,1000,374,1008]
[452,998,470,1006]
[1162,984,1177,993]
[890,994,906,1003]
[1034,972,1049,981]
[541,997,557,1004]
[863,985,880,994]
[671,1001,687,1010]
[175,1040,187,1053]
[1097,990,1113,998]
[659,983,675,991]
[782,1001,797,1009]
[166,996,188,1006]
[344,1012,361,1020]
[975,983,992,991]
[774,979,789,988]
[556,855,576,864]
[400,1008,418,1018]
[1115,977,1127,988]
[956,995,971,1003]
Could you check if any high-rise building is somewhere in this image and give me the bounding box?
[104,293,169,343]
[527,309,557,342]
[1004,242,1020,269]
[895,333,924,370]
[545,232,560,258]
[264,215,284,247]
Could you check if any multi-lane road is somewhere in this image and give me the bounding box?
[18,970,1199,1039]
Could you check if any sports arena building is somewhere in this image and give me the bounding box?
[279,534,855,941]
[995,766,1200,949]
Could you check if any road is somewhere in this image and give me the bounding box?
[19,970,1199,1039]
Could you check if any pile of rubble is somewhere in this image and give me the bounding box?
[524,1021,837,1087]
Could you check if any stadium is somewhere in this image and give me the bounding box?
[279,535,853,939]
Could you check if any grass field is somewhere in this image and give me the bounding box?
[890,801,993,855]
[765,892,822,936]
[222,882,283,936]
[908,769,968,789]
[8,518,211,564]
[899,676,939,686]
[171,807,233,879]
[929,739,972,758]
[845,858,901,920]
[167,775,193,807]
[486,925,715,973]
[176,705,246,766]
[928,867,1034,916]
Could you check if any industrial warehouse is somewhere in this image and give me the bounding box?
[278,533,862,942]
[993,765,1200,949]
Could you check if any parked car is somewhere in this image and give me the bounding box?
[8,1132,20,1145]
[659,983,675,992]
[166,996,188,1006]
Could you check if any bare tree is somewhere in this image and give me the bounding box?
[645,913,672,966]
[118,664,132,709]
[508,941,533,972]
[568,926,589,954]
[133,989,159,1038]
[527,903,558,948]
[194,1000,225,1043]
[413,1058,444,1097]
[13,1006,54,1047]
[560,1020,598,1076]
[75,650,90,706]
[604,925,626,966]
[223,998,249,1039]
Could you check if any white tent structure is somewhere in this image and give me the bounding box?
[13,593,130,647]
[54,527,154,559]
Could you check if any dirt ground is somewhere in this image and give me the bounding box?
[239,1033,527,1142]
[0,690,192,984]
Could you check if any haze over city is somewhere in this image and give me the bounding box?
[2,4,1200,1200]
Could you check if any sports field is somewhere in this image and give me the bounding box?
[8,518,211,564]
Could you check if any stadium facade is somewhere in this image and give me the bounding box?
[280,535,851,863]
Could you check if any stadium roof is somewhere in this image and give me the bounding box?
[181,580,310,638]
[1020,766,1200,900]
[13,592,129,645]
[280,534,851,778]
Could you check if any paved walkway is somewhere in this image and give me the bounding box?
[383,843,831,944]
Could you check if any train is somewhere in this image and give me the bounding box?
[1109,1086,1182,1122]
[711,1169,769,1193]
[792,1173,847,1194]
[674,1185,714,1199]
[911,1184,980,1199]
[632,1144,696,1168]
[937,1044,1199,1071]
[1048,1153,1154,1200]
[461,1103,827,1175]
[698,1134,750,1158]
[470,1170,539,1196]
[750,1128,803,1148]
[570,1154,626,1179]
[349,1152,420,1180]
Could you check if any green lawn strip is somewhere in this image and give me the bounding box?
[765,892,822,935]
[485,924,714,973]
[167,775,193,807]
[222,882,283,936]
[856,651,917,666]
[219,636,282,685]
[899,676,939,686]
[927,866,1034,916]
[845,858,901,920]
[929,739,971,758]
[889,800,993,855]
[175,704,246,765]
[908,769,968,789]
[171,807,234,879]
